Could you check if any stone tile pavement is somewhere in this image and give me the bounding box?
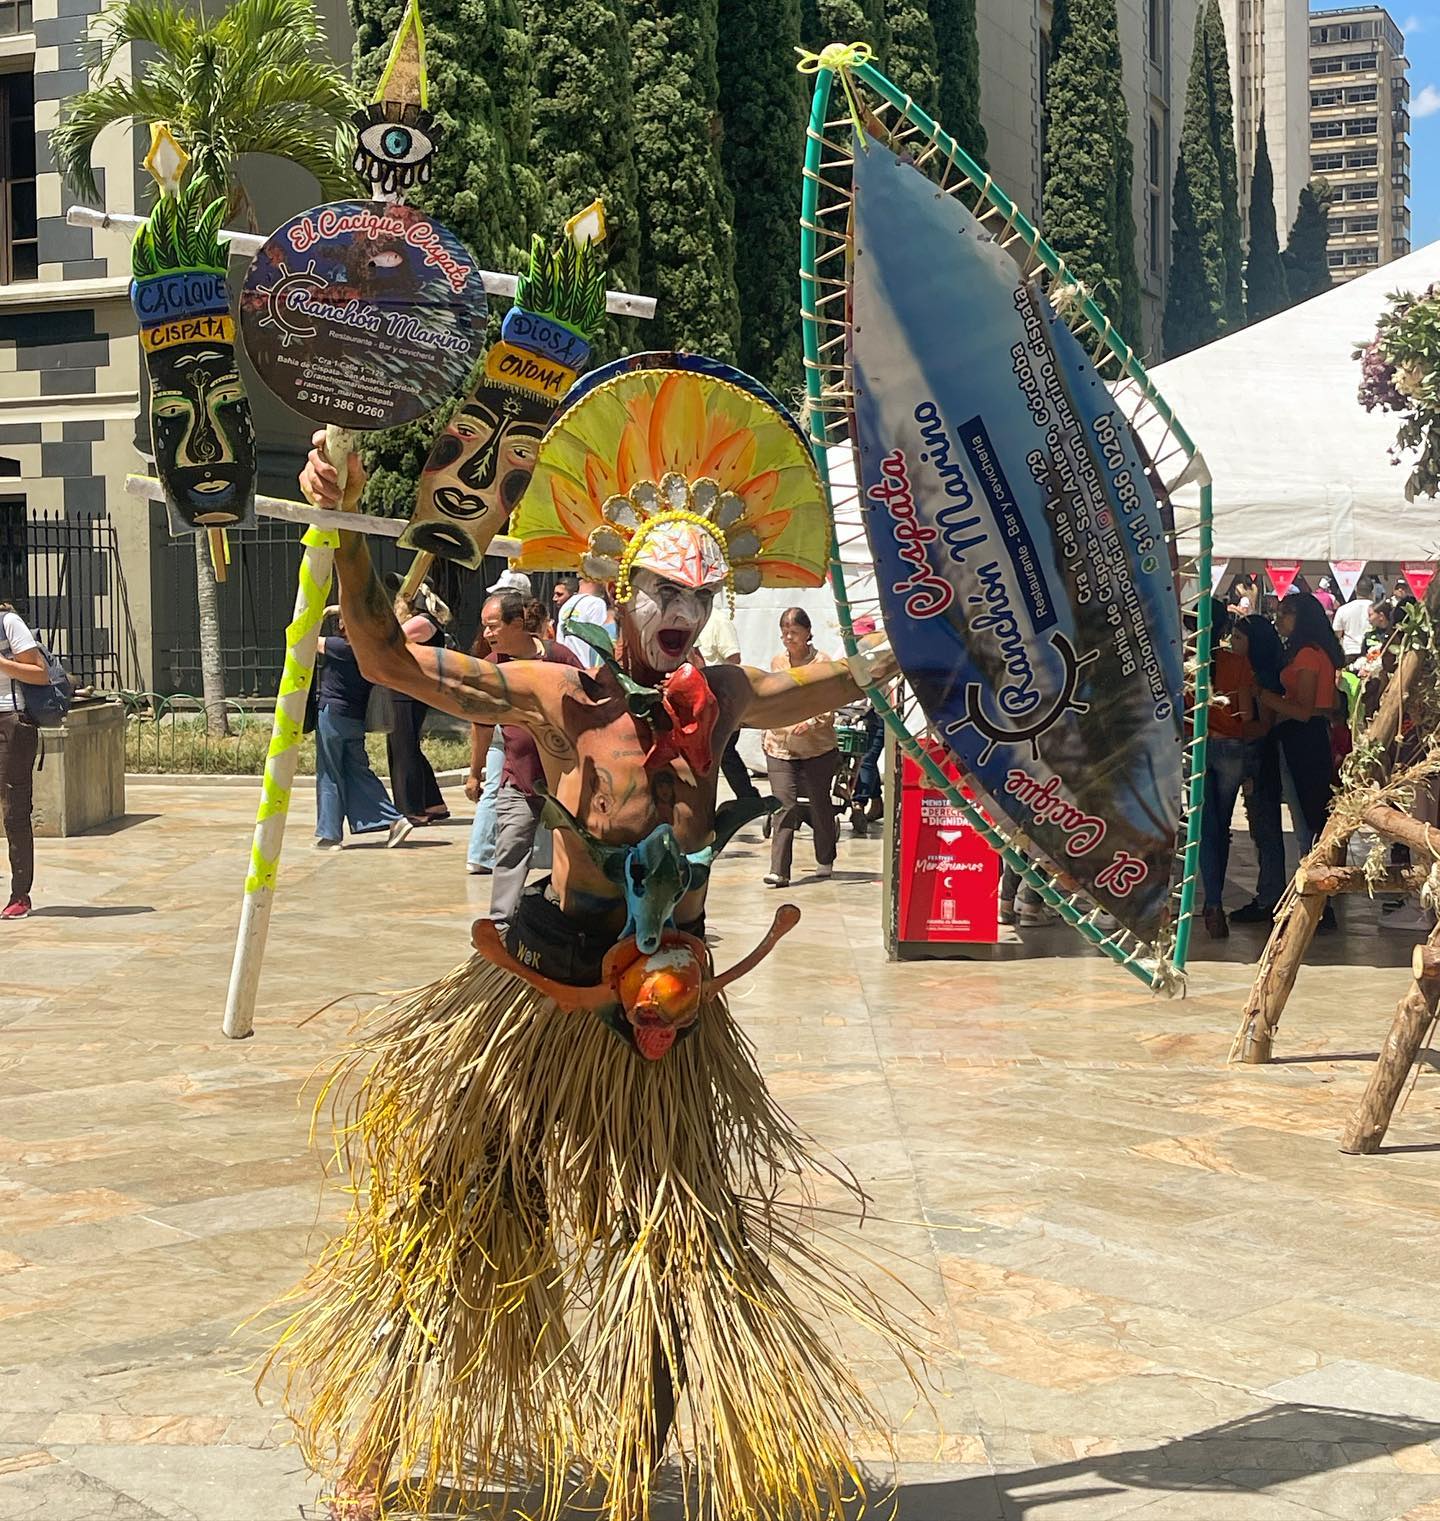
[5,783,1440,1519]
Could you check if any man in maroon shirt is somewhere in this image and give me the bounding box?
[471,589,582,931]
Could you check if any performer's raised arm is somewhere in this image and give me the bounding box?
[299,433,570,731]
[738,632,896,730]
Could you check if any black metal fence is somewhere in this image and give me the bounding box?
[4,509,142,690]
[156,521,564,697]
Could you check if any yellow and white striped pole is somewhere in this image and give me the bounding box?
[222,524,338,1039]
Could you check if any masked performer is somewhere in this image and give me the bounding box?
[272,357,918,1521]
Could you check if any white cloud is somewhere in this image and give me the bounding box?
[1402,14,1425,36]
[1416,83,1440,119]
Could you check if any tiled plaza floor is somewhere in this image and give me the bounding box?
[5,783,1440,1519]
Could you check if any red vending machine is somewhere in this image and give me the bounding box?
[891,744,1002,956]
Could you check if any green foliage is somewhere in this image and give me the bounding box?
[1163,1,1228,355]
[930,0,986,169]
[800,0,890,63]
[52,0,359,218]
[1244,116,1287,324]
[130,178,228,276]
[1041,0,1138,334]
[717,0,804,395]
[883,0,939,115]
[352,0,537,514]
[1283,180,1333,307]
[1202,0,1244,328]
[524,0,642,350]
[1112,127,1143,346]
[515,233,608,338]
[628,0,739,357]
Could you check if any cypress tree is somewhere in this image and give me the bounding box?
[883,0,940,115]
[1162,157,1217,356]
[628,0,740,357]
[525,0,642,351]
[1162,4,1227,355]
[1282,180,1334,305]
[351,0,536,513]
[801,0,889,56]
[1244,115,1287,323]
[1041,0,1137,328]
[1202,0,1244,328]
[930,0,986,168]
[718,0,805,393]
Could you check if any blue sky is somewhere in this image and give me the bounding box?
[1333,1,1440,249]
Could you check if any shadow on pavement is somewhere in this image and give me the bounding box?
[343,1404,1440,1519]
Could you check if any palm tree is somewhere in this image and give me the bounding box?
[53,0,358,225]
[52,0,359,730]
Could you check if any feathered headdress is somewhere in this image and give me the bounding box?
[506,353,829,606]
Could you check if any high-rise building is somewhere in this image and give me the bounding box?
[975,1,1200,361]
[1217,0,1311,239]
[1308,5,1412,283]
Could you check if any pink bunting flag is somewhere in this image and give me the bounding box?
[1266,560,1301,599]
[1403,561,1435,601]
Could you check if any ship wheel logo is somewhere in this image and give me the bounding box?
[949,632,1098,765]
[248,263,327,346]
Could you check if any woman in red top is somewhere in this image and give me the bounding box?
[1201,601,1266,938]
[1259,592,1345,865]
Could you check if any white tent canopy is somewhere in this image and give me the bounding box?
[1146,239,1440,562]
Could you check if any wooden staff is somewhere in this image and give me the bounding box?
[1233,636,1431,1064]
[1340,914,1440,1153]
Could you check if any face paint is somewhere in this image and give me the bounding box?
[131,179,256,532]
[400,388,551,568]
[625,568,715,674]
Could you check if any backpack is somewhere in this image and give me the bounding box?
[12,642,75,725]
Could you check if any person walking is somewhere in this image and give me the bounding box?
[1229,614,1287,927]
[1261,593,1345,930]
[313,616,413,850]
[763,607,840,887]
[1200,601,1262,939]
[694,605,760,804]
[0,601,47,918]
[1331,575,1376,660]
[478,590,581,933]
[385,579,451,826]
[555,575,614,666]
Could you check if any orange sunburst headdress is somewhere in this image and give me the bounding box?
[506,353,829,606]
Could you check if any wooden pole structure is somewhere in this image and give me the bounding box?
[1340,916,1440,1153]
[1232,637,1432,1064]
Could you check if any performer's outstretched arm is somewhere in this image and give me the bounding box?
[738,635,897,730]
[300,436,574,738]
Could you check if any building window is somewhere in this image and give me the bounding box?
[0,73,36,283]
[1350,53,1378,71]
[0,0,32,33]
[1346,149,1378,168]
[1344,181,1379,201]
[1345,248,1379,266]
[1312,120,1344,139]
[1311,88,1343,107]
[1312,152,1344,171]
[1346,214,1378,233]
[1312,56,1343,75]
[1147,118,1162,274]
[1327,250,1345,267]
[1149,0,1162,64]
[1346,85,1378,105]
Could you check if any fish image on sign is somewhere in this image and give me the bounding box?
[848,138,1186,947]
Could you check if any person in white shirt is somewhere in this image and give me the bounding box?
[1332,576,1376,660]
[0,602,48,919]
[555,576,615,666]
[694,609,760,803]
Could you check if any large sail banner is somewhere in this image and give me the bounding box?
[849,139,1185,944]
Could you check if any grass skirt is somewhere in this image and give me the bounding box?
[266,954,924,1519]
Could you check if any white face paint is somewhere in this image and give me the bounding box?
[625,567,716,674]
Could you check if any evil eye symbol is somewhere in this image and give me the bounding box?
[350,102,439,194]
